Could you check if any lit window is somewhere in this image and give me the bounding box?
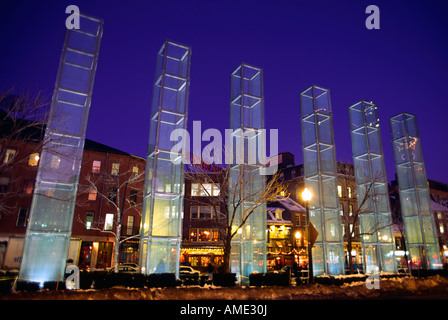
[92,160,101,174]
[22,179,35,195]
[189,229,198,241]
[111,162,120,176]
[191,183,219,196]
[50,155,60,169]
[275,209,283,220]
[132,165,139,177]
[85,212,94,230]
[337,185,342,197]
[213,184,220,196]
[347,187,352,198]
[203,183,212,196]
[126,215,135,235]
[349,204,353,216]
[28,153,40,166]
[3,149,16,164]
[199,230,211,241]
[88,188,97,201]
[104,213,114,231]
[191,183,200,196]
[440,223,445,234]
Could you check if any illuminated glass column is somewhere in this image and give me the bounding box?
[300,85,344,276]
[390,113,441,269]
[229,64,267,285]
[349,101,396,273]
[19,14,103,283]
[139,41,191,278]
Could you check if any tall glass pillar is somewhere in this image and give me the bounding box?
[390,113,441,269]
[300,85,344,276]
[139,41,191,278]
[349,101,396,273]
[229,64,267,285]
[19,14,103,283]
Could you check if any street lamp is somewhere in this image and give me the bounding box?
[302,188,313,283]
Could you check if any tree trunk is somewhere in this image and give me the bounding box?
[114,216,122,273]
[347,237,354,274]
[221,237,232,274]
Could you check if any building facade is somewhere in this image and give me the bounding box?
[271,152,363,273]
[0,135,145,271]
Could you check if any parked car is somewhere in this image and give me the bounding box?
[179,266,200,275]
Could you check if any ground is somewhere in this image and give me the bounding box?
[1,275,448,300]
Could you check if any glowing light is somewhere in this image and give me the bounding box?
[295,231,301,239]
[302,188,312,202]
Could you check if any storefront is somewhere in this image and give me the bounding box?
[180,247,224,272]
[267,248,307,271]
[78,241,113,271]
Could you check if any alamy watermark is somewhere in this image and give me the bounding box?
[169,121,279,175]
[365,273,380,290]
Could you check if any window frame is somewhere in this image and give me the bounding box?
[85,211,94,230]
[92,160,101,174]
[104,213,114,231]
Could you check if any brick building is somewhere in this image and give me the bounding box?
[0,126,145,270]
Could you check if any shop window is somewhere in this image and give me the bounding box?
[198,229,211,242]
[28,153,40,166]
[189,229,198,241]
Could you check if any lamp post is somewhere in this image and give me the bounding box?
[302,188,313,284]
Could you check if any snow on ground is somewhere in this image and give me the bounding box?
[1,275,448,300]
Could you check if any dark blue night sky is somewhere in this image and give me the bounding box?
[1,0,447,183]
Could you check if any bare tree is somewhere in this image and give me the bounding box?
[337,161,393,274]
[77,166,145,272]
[0,89,54,214]
[185,162,288,274]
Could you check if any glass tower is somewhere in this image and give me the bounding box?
[390,113,441,269]
[19,14,103,283]
[300,85,344,276]
[349,101,396,273]
[229,64,267,285]
[139,41,191,278]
